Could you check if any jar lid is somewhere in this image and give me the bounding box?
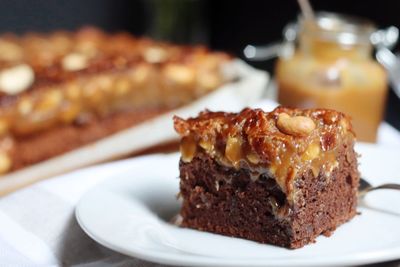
[299,12,377,45]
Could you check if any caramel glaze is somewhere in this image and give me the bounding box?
[174,107,355,202]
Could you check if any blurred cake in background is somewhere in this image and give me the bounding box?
[0,27,232,174]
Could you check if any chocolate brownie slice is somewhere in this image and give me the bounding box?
[174,107,359,248]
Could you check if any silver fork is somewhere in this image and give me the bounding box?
[359,178,400,198]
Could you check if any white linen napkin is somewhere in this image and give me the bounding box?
[0,99,399,267]
[0,160,167,267]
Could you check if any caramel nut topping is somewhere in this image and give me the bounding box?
[0,28,232,141]
[277,113,316,137]
[174,107,355,201]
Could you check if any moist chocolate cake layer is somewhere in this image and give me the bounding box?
[179,136,358,248]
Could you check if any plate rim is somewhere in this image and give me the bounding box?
[75,143,400,267]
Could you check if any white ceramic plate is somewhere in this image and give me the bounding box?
[76,143,400,267]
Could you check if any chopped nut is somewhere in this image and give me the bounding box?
[65,83,81,100]
[97,76,113,89]
[164,64,195,85]
[225,136,242,167]
[277,113,316,137]
[36,90,63,112]
[246,152,260,164]
[115,78,131,96]
[143,46,168,63]
[0,152,11,174]
[83,80,106,106]
[302,143,320,161]
[132,65,152,85]
[0,64,34,95]
[62,53,88,71]
[269,164,277,175]
[180,136,197,163]
[322,160,339,179]
[199,139,214,153]
[311,166,320,178]
[18,98,33,115]
[59,103,81,123]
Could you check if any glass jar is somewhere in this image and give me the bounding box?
[275,12,388,142]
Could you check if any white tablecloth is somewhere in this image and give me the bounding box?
[1,99,400,267]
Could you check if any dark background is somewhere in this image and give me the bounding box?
[0,0,398,130]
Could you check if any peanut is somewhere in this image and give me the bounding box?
[164,64,195,85]
[0,64,34,95]
[62,52,88,71]
[143,46,168,63]
[277,113,316,137]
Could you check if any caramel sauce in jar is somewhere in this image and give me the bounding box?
[276,13,388,142]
